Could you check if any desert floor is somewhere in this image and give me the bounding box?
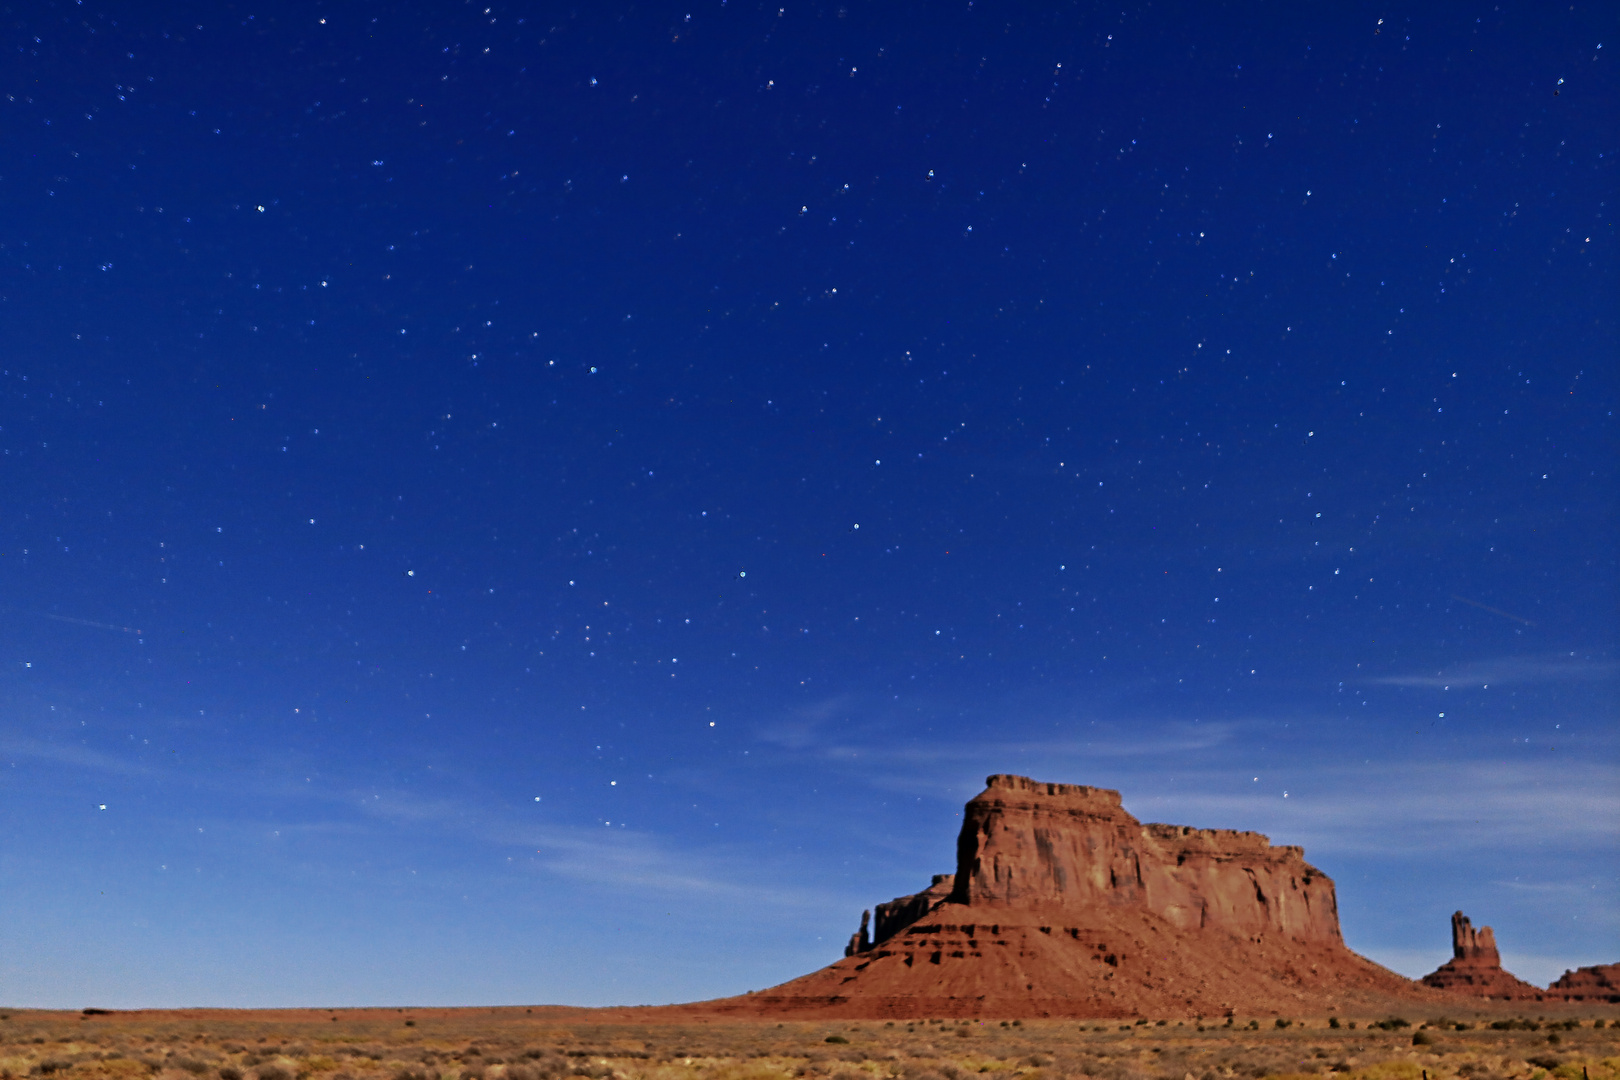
[2,1003,1617,1080]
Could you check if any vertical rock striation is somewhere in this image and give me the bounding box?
[948,775,1341,944]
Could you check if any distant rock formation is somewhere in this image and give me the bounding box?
[705,774,1422,1018]
[1547,963,1620,1002]
[1420,911,1543,999]
[1450,910,1500,962]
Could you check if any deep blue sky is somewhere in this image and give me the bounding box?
[2,2,1614,1008]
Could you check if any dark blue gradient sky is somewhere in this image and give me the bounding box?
[2,2,1614,1008]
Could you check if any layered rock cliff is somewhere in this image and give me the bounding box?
[1547,963,1620,1002]
[1420,912,1543,999]
[712,775,1421,1018]
[947,775,1341,944]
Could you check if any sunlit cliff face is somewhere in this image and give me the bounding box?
[947,775,1341,945]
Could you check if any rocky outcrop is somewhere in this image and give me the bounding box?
[709,774,1422,1018]
[844,910,871,957]
[873,874,955,946]
[1420,911,1543,999]
[1547,963,1620,1002]
[1449,910,1499,962]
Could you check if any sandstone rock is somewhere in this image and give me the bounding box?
[949,775,1342,944]
[1419,911,1542,999]
[874,874,954,945]
[1449,910,1500,963]
[1547,963,1620,1002]
[706,774,1422,1018]
[844,910,871,957]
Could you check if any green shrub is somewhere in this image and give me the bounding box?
[1412,1032,1434,1046]
[823,1037,847,1045]
[1328,1018,1340,1029]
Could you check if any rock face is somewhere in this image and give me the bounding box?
[1547,963,1620,1002]
[1419,911,1543,999]
[947,776,1342,943]
[875,874,955,945]
[706,774,1422,1018]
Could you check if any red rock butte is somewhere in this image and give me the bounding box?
[1419,911,1545,1000]
[703,775,1428,1019]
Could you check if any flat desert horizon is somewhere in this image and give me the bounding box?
[2,1001,1617,1080]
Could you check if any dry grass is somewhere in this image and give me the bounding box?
[0,1008,1614,1080]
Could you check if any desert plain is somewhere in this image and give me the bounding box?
[3,1002,1617,1080]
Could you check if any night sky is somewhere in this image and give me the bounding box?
[2,3,1614,1009]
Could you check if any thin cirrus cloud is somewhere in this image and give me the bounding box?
[757,700,1234,763]
[1134,759,1620,858]
[353,784,847,909]
[0,738,161,779]
[3,730,838,910]
[529,829,843,908]
[1367,654,1618,688]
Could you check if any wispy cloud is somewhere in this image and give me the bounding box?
[7,730,847,910]
[526,829,838,907]
[754,693,859,750]
[346,784,846,909]
[1130,759,1620,857]
[1,739,159,779]
[1368,655,1617,688]
[747,702,1618,862]
[759,706,1234,765]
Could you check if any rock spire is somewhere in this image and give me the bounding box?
[1419,911,1542,999]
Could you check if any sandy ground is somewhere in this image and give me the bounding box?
[1,1001,1615,1080]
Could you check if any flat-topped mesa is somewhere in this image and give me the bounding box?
[733,773,1424,1019]
[947,774,1342,945]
